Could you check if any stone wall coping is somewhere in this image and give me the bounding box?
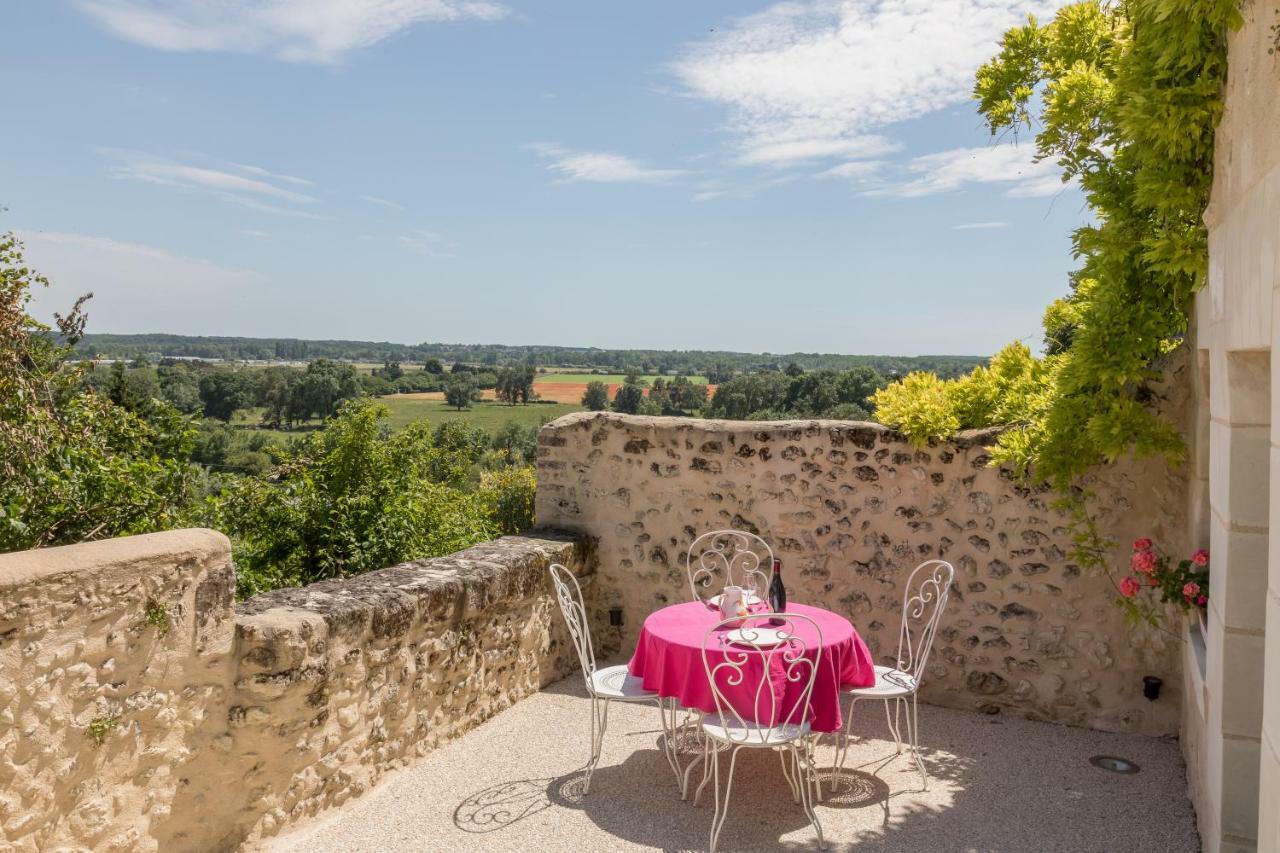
[235,531,589,640]
[539,411,1005,449]
[0,527,230,590]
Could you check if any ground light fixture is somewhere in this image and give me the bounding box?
[1089,755,1141,774]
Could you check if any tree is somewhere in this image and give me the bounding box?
[873,0,1239,491]
[376,360,404,381]
[210,400,497,596]
[423,358,445,375]
[784,362,804,377]
[612,374,646,415]
[0,231,194,552]
[582,381,610,411]
[158,363,202,414]
[287,359,360,423]
[669,375,708,414]
[444,375,480,410]
[199,371,255,422]
[706,361,735,384]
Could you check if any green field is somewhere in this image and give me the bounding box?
[536,371,709,384]
[231,397,582,440]
[379,397,581,431]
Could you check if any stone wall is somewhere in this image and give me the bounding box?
[0,529,598,852]
[536,411,1190,736]
[0,529,236,852]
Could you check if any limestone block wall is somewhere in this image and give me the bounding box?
[536,412,1188,736]
[1193,4,1280,850]
[0,530,237,853]
[0,530,598,852]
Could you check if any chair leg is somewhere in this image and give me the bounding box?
[658,698,683,790]
[905,692,928,791]
[693,732,714,805]
[884,698,903,754]
[792,742,826,850]
[583,697,610,794]
[708,745,742,853]
[832,696,858,793]
[778,747,800,803]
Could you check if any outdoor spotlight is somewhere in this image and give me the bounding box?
[1142,675,1163,701]
[1089,755,1140,774]
[609,608,623,627]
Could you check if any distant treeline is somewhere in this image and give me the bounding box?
[76,334,987,379]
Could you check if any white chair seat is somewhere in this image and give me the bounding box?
[844,665,917,698]
[700,711,811,747]
[590,665,657,701]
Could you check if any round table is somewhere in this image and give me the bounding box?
[627,601,875,733]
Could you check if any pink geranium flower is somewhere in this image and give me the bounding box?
[1131,550,1158,574]
[1133,538,1153,551]
[1183,582,1201,600]
[1191,549,1209,567]
[1119,576,1141,598]
[1196,595,1207,607]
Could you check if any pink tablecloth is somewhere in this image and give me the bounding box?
[627,602,875,733]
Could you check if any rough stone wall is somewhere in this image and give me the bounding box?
[536,411,1189,736]
[0,529,237,853]
[0,530,598,851]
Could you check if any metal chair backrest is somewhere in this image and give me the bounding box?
[701,613,822,745]
[549,563,597,695]
[686,530,774,604]
[893,560,955,685]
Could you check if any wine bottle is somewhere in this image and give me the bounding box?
[768,558,786,625]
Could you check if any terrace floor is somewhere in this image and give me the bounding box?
[262,670,1199,853]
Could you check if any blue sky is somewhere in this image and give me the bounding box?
[2,0,1080,356]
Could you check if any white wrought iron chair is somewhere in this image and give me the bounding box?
[693,613,825,853]
[686,529,773,605]
[548,563,680,794]
[832,559,954,792]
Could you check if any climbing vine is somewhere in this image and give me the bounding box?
[871,0,1242,620]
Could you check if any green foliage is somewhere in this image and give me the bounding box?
[199,371,255,422]
[581,380,610,411]
[143,599,171,636]
[706,367,884,421]
[210,400,500,597]
[0,232,196,553]
[444,375,480,410]
[478,465,536,534]
[86,714,119,747]
[875,0,1238,489]
[611,374,647,415]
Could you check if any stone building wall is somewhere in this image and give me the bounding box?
[0,529,599,852]
[536,411,1190,736]
[1190,4,1280,850]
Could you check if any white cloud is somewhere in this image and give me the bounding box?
[229,162,313,187]
[75,0,508,63]
[19,230,260,329]
[952,221,1008,230]
[362,195,407,210]
[397,229,455,257]
[101,150,327,217]
[239,228,271,239]
[864,145,1066,198]
[671,0,1067,167]
[817,160,887,183]
[528,143,689,185]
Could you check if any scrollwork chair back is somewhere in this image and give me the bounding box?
[893,559,955,684]
[686,530,774,604]
[549,563,597,693]
[701,613,822,745]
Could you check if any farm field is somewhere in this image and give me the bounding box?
[230,397,581,440]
